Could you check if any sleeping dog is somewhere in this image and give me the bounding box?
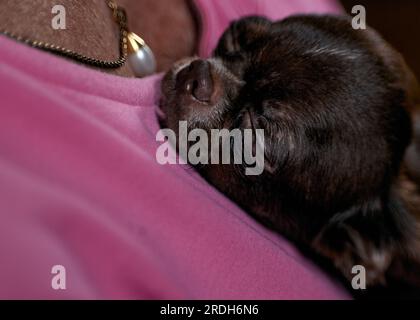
[159,15,420,295]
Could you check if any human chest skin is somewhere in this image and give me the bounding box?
[0,0,197,77]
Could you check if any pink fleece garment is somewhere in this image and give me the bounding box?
[0,0,349,299]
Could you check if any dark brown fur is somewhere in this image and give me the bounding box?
[160,15,420,296]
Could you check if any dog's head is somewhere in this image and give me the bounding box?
[160,16,420,283]
[159,15,420,284]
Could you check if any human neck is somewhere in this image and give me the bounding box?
[0,0,197,77]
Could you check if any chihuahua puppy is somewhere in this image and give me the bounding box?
[159,15,420,294]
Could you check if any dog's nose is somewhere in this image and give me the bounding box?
[177,60,214,103]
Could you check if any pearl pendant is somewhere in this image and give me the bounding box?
[127,32,156,77]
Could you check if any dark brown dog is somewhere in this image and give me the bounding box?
[159,14,420,296]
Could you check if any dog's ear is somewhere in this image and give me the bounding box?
[312,192,420,288]
[400,46,420,185]
[369,24,420,186]
[214,16,272,56]
[405,113,420,184]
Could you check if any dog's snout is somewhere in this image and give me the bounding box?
[177,60,214,103]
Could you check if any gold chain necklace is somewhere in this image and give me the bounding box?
[0,0,156,77]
